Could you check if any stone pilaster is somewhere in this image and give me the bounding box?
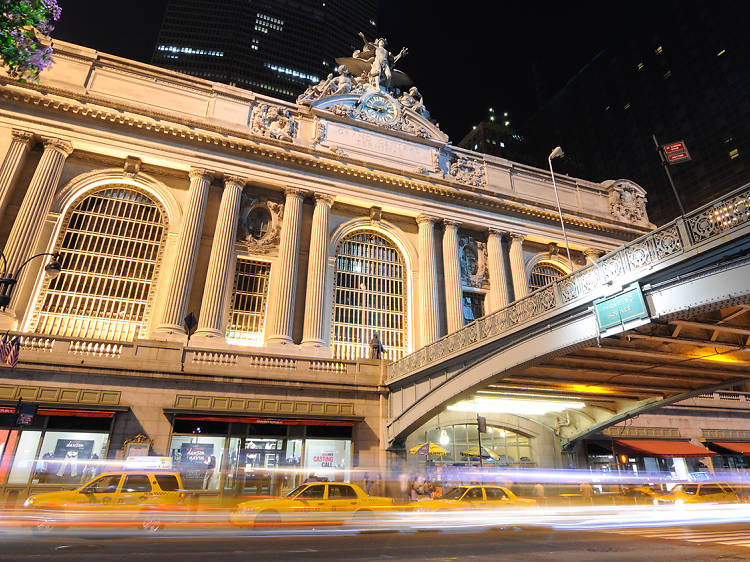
[584,247,603,265]
[509,233,528,301]
[301,193,334,349]
[417,215,440,346]
[265,188,303,345]
[194,175,244,339]
[2,138,72,317]
[487,228,510,312]
[442,219,463,334]
[155,168,213,337]
[0,130,34,222]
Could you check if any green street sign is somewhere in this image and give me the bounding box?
[594,286,649,332]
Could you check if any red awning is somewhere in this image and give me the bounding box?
[175,415,354,426]
[711,442,750,455]
[615,439,716,458]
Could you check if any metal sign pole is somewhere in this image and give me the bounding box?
[652,134,686,216]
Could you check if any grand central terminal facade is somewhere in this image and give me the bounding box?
[0,37,665,500]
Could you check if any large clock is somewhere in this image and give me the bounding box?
[361,93,398,125]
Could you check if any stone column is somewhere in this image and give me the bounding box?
[0,130,34,222]
[509,233,528,301]
[265,188,303,345]
[417,215,440,346]
[442,219,463,334]
[155,168,213,336]
[584,247,603,265]
[487,228,510,312]
[301,193,334,349]
[194,175,244,339]
[2,138,72,313]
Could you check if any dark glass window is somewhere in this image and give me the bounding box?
[122,474,151,493]
[328,484,357,498]
[155,474,180,491]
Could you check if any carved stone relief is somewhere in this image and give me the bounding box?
[439,148,486,188]
[249,103,297,142]
[459,234,488,289]
[602,179,650,226]
[237,193,284,254]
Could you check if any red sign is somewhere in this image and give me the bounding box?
[662,140,691,164]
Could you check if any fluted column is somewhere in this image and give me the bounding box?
[417,215,440,346]
[0,130,34,222]
[442,219,463,334]
[194,175,244,338]
[2,138,72,314]
[265,188,303,345]
[156,168,213,335]
[301,193,334,348]
[509,233,528,301]
[487,228,510,312]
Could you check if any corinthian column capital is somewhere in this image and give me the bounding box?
[509,232,525,242]
[443,218,460,228]
[189,168,214,181]
[11,130,34,145]
[41,137,73,156]
[314,192,335,207]
[284,187,304,199]
[416,214,438,226]
[487,227,507,238]
[224,175,246,189]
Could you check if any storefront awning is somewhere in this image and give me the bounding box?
[172,413,356,426]
[708,442,750,455]
[615,439,716,458]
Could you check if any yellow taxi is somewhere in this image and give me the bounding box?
[24,471,186,531]
[230,481,393,526]
[413,485,536,511]
[655,482,738,504]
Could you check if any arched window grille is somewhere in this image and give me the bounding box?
[528,262,566,292]
[226,257,271,346]
[331,230,407,361]
[30,185,168,342]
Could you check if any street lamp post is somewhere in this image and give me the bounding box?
[0,251,62,310]
[548,147,573,268]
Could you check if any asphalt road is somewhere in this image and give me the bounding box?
[2,524,750,561]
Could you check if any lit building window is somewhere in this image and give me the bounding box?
[729,148,739,159]
[264,62,319,84]
[655,45,663,54]
[331,231,407,361]
[226,258,271,346]
[717,49,726,57]
[30,185,167,341]
[636,62,644,70]
[529,262,566,292]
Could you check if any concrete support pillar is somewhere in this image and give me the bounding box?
[417,215,440,346]
[509,233,528,301]
[0,130,34,222]
[301,193,334,349]
[265,188,303,345]
[194,175,244,339]
[1,137,72,317]
[487,228,510,312]
[442,219,463,334]
[584,247,603,266]
[155,168,213,337]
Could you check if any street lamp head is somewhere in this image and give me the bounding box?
[549,146,564,160]
[44,253,62,280]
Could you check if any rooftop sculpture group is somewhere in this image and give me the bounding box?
[297,32,429,119]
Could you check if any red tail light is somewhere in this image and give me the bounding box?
[179,492,186,499]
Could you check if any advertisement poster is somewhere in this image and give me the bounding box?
[303,439,351,482]
[178,442,215,489]
[41,439,96,481]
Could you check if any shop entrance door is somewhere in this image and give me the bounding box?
[241,439,283,496]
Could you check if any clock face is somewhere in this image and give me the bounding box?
[361,94,398,124]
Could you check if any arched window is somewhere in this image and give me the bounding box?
[331,230,407,361]
[30,185,168,341]
[528,262,566,292]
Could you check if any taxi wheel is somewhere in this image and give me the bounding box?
[142,518,163,533]
[32,520,53,534]
[255,511,280,526]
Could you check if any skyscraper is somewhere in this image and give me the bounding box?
[520,3,749,225]
[152,0,378,100]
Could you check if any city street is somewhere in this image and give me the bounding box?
[2,524,750,561]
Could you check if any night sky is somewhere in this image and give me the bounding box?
[52,1,640,142]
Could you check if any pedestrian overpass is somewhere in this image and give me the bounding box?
[386,184,750,448]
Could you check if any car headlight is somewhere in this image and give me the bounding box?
[24,497,36,507]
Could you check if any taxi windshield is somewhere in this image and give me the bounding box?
[443,487,467,500]
[285,485,307,497]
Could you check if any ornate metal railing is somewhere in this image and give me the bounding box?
[387,182,750,382]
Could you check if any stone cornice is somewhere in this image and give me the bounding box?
[0,82,650,240]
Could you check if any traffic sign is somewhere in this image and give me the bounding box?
[662,140,691,164]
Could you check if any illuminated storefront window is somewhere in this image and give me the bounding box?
[332,230,407,360]
[528,262,566,292]
[30,185,167,341]
[226,258,271,346]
